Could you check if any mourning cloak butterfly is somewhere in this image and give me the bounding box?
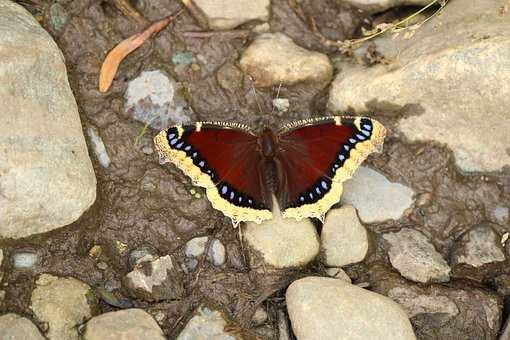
[154,116,386,227]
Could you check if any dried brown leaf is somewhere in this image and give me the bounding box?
[98,13,180,93]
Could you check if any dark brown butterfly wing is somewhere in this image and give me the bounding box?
[277,117,386,221]
[154,123,272,226]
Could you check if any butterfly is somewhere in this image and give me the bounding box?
[154,116,386,227]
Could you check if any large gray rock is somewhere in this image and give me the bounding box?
[341,167,415,223]
[0,1,96,239]
[329,0,510,172]
[382,228,451,283]
[84,309,165,340]
[240,33,333,88]
[30,274,95,340]
[321,206,368,266]
[286,277,415,340]
[184,0,270,30]
[243,209,320,268]
[0,313,45,340]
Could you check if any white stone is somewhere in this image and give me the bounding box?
[30,274,94,340]
[125,70,191,130]
[177,306,236,340]
[12,252,38,269]
[184,236,208,257]
[125,255,183,301]
[208,239,226,266]
[84,309,165,340]
[383,228,451,283]
[0,313,46,340]
[0,1,96,239]
[185,0,270,30]
[328,0,510,172]
[240,33,333,88]
[321,206,368,266]
[86,127,110,168]
[286,277,416,340]
[341,167,414,223]
[243,206,320,268]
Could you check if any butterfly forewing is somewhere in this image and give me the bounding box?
[154,123,272,225]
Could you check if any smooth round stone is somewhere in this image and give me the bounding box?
[185,0,270,30]
[184,236,208,258]
[286,277,415,340]
[321,206,368,266]
[208,239,226,266]
[239,33,333,88]
[84,309,165,340]
[243,210,320,268]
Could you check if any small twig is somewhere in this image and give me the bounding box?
[111,0,149,26]
[181,29,250,39]
[99,10,182,92]
[288,0,448,52]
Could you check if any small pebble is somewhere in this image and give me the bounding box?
[252,306,268,326]
[172,51,194,66]
[88,245,103,259]
[141,146,154,155]
[207,239,226,266]
[13,252,38,269]
[325,267,352,283]
[86,127,110,168]
[184,237,208,258]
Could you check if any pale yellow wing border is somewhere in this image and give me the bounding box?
[153,126,272,227]
[281,116,387,222]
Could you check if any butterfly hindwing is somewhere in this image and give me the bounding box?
[277,116,386,221]
[154,123,272,226]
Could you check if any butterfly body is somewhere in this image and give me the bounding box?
[154,116,386,227]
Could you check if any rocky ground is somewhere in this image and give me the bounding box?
[1,0,509,339]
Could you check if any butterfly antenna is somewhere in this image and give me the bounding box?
[248,76,264,117]
[270,82,283,115]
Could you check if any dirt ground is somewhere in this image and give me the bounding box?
[3,0,510,338]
